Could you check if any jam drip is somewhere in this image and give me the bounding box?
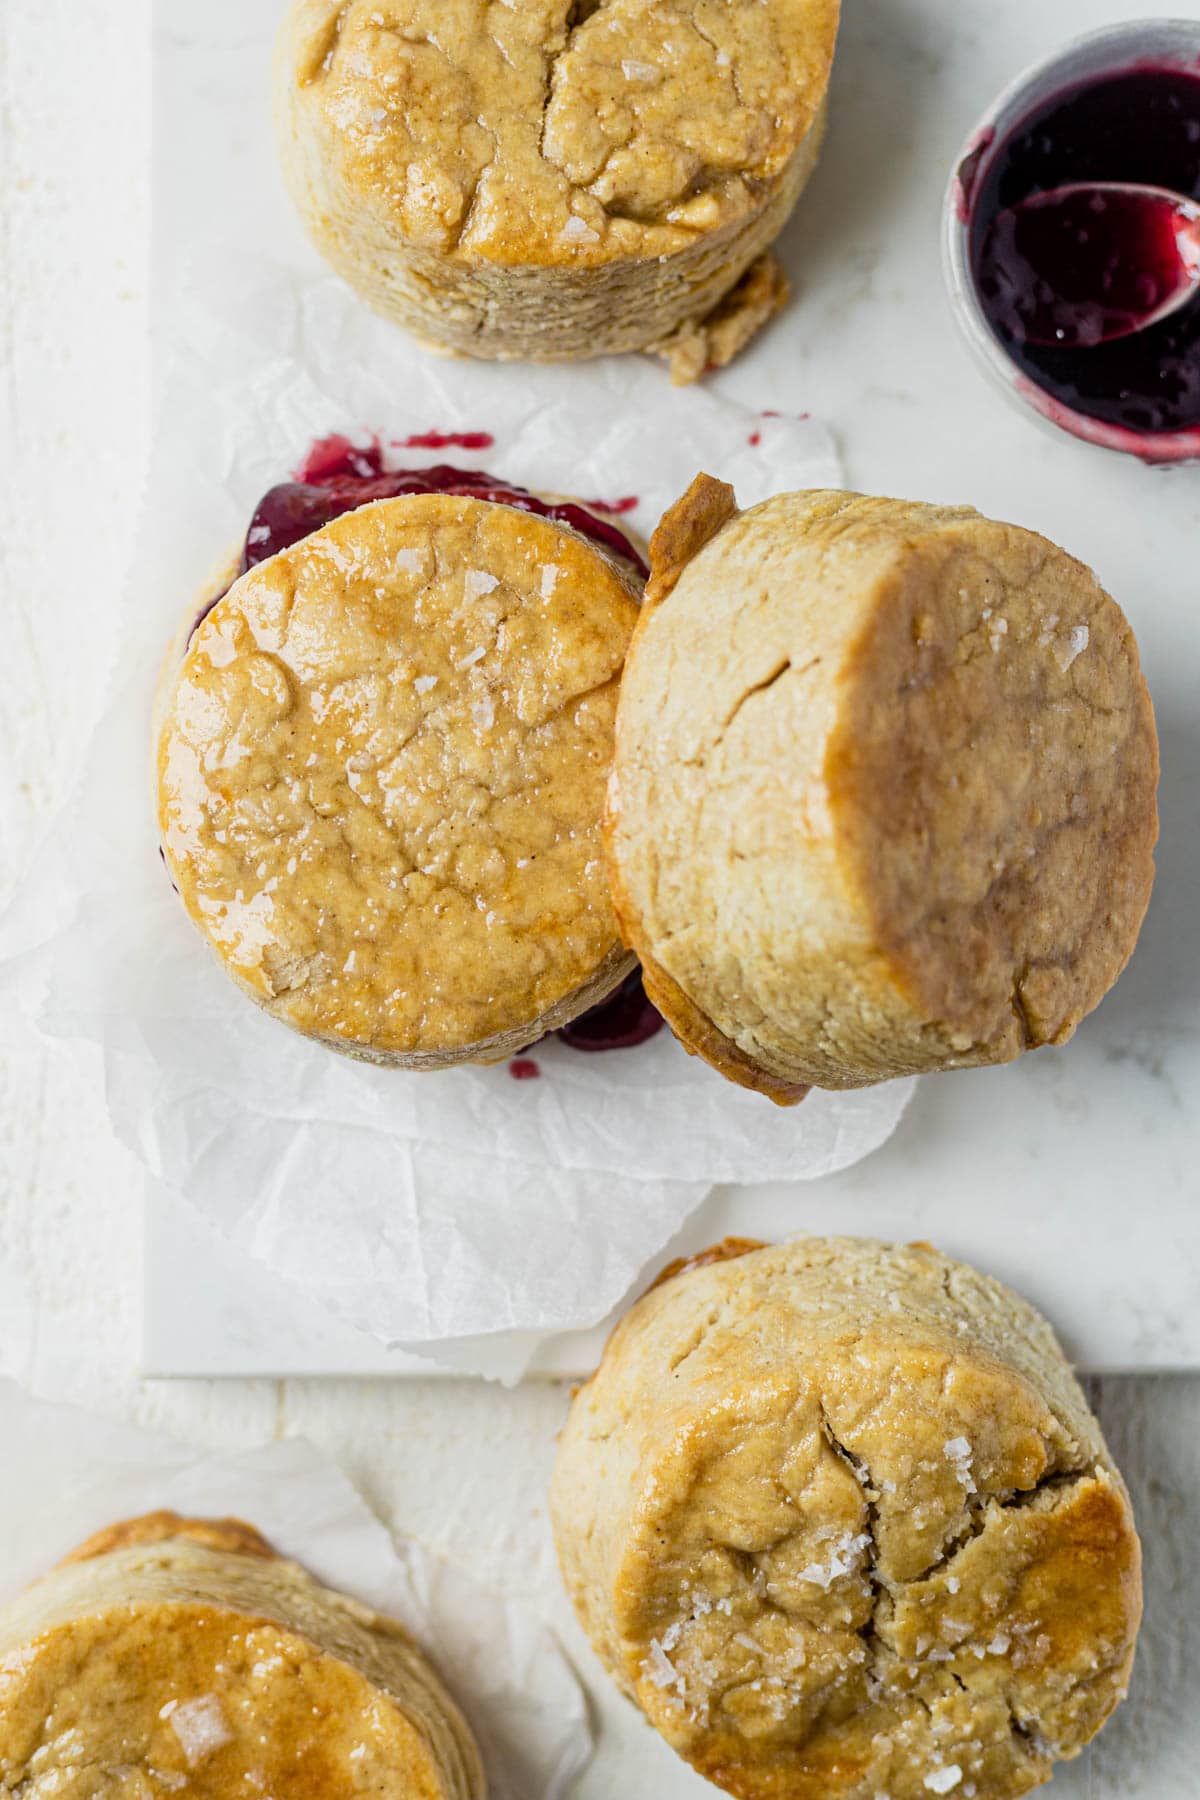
[242,438,648,581]
[191,437,647,639]
[969,66,1200,434]
[558,969,664,1052]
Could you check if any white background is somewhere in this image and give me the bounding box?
[1,2,1199,1794]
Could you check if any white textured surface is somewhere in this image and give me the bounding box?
[0,3,1198,1796]
[12,0,1199,1383]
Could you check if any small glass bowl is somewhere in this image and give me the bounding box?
[943,17,1200,465]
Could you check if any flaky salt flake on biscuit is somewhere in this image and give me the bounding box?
[0,1514,485,1797]
[158,493,641,1067]
[275,1,839,376]
[552,1236,1142,1800]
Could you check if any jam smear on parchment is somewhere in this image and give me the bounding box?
[243,436,648,581]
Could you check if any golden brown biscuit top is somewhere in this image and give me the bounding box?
[559,1239,1142,1798]
[61,1512,277,1567]
[1,1527,481,1799]
[283,0,840,265]
[644,1235,766,1293]
[0,1602,443,1797]
[157,494,640,1057]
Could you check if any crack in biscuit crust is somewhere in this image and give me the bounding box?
[552,1238,1142,1800]
[276,1,838,369]
[158,494,641,1064]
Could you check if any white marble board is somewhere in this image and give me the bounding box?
[146,0,1200,1379]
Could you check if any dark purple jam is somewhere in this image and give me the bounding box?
[979,184,1197,349]
[506,972,665,1072]
[557,969,664,1052]
[969,64,1200,435]
[190,435,648,640]
[243,437,647,581]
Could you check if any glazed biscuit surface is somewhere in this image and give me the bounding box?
[608,487,1159,1092]
[157,494,640,1064]
[282,0,839,266]
[552,1238,1142,1800]
[0,1525,484,1798]
[61,1511,276,1566]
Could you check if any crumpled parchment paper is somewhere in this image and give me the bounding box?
[0,0,914,1375]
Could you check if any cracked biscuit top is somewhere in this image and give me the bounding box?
[282,0,839,265]
[551,1237,1142,1800]
[0,1516,483,1798]
[157,494,641,1062]
[607,483,1159,1093]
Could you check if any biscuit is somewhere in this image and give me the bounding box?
[157,493,641,1065]
[275,1,839,379]
[0,1514,485,1798]
[606,481,1159,1097]
[552,1236,1142,1799]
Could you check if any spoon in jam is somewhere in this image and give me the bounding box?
[978,180,1200,349]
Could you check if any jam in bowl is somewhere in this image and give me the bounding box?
[946,21,1200,462]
